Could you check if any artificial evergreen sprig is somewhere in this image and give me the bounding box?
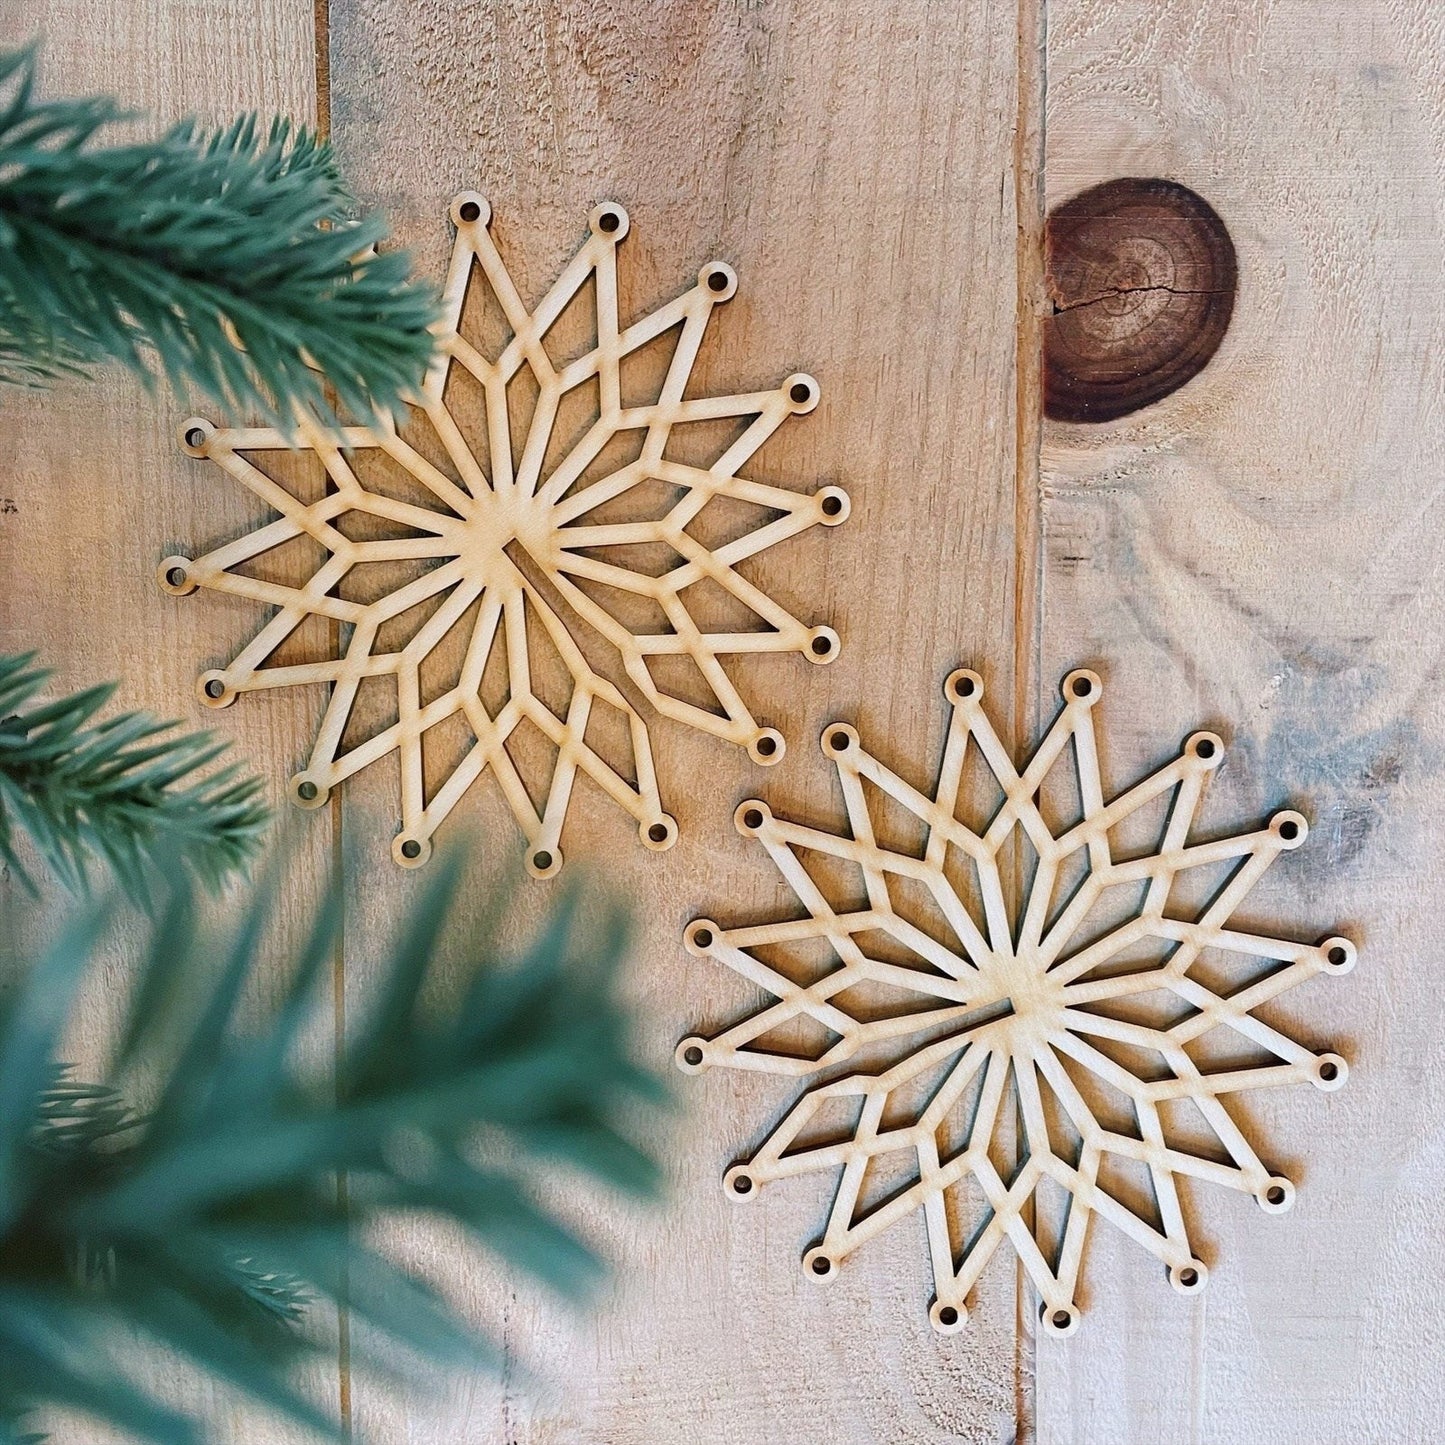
[0,852,663,1444]
[0,43,439,424]
[0,652,267,897]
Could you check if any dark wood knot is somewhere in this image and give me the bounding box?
[1043,178,1237,423]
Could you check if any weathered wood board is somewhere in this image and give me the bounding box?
[0,2,336,1440]
[1034,2,1445,1441]
[4,0,1445,1440]
[327,2,1026,1441]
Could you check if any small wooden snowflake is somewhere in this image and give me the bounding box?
[160,194,848,873]
[677,668,1356,1334]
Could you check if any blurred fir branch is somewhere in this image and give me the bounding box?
[0,43,440,424]
[0,853,663,1443]
[0,652,267,898]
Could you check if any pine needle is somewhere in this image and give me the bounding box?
[0,44,439,424]
[0,652,268,898]
[0,852,663,1443]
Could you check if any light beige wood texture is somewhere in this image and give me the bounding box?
[1034,3,1445,1442]
[0,2,337,1441]
[326,2,1026,1441]
[161,193,847,874]
[8,0,1444,1440]
[677,667,1354,1339]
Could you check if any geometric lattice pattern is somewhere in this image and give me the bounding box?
[677,668,1355,1334]
[159,194,848,872]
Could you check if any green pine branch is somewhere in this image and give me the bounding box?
[0,43,440,424]
[0,853,663,1443]
[0,652,268,898]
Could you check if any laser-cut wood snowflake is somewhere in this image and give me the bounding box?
[158,193,848,872]
[676,668,1356,1334]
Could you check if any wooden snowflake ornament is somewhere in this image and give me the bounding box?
[159,194,848,872]
[676,668,1356,1335]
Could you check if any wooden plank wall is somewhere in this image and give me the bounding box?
[3,0,1443,1440]
[0,2,336,1441]
[1034,2,1445,1441]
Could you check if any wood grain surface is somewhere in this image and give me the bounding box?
[1035,2,1445,1441]
[4,0,1444,1440]
[327,3,1026,1441]
[0,2,336,1440]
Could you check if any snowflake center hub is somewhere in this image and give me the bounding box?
[457,489,556,575]
[978,950,1066,1046]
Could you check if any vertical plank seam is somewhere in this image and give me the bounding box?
[1012,0,1048,1438]
[311,0,350,1431]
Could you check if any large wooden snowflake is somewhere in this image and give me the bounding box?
[159,193,848,872]
[677,668,1356,1334]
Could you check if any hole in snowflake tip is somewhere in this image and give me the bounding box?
[692,926,714,949]
[708,269,730,291]
[743,808,765,831]
[648,822,670,843]
[1267,1184,1287,1205]
[748,729,785,764]
[937,1305,959,1326]
[297,780,319,802]
[598,210,621,234]
[1070,674,1093,699]
[1195,737,1216,758]
[783,373,819,412]
[1179,1267,1199,1288]
[400,839,421,859]
[459,201,481,223]
[532,850,555,872]
[809,630,838,659]
[684,1045,703,1066]
[827,728,851,752]
[730,1172,753,1195]
[183,426,207,449]
[809,1255,833,1277]
[166,566,187,588]
[945,669,983,705]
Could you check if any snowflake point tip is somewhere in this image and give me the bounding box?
[803,1246,837,1281]
[450,191,489,228]
[196,672,234,709]
[821,722,858,758]
[1257,1176,1296,1213]
[675,1038,709,1074]
[290,774,329,809]
[815,485,850,524]
[699,261,736,299]
[734,801,770,836]
[944,667,983,706]
[392,834,431,868]
[590,201,628,239]
[1062,667,1101,704]
[1042,1303,1081,1337]
[641,815,678,851]
[724,1164,757,1199]
[806,626,840,663]
[748,730,785,765]
[526,846,563,879]
[683,920,718,955]
[784,373,819,411]
[179,417,214,456]
[158,556,196,595]
[929,1300,968,1334]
